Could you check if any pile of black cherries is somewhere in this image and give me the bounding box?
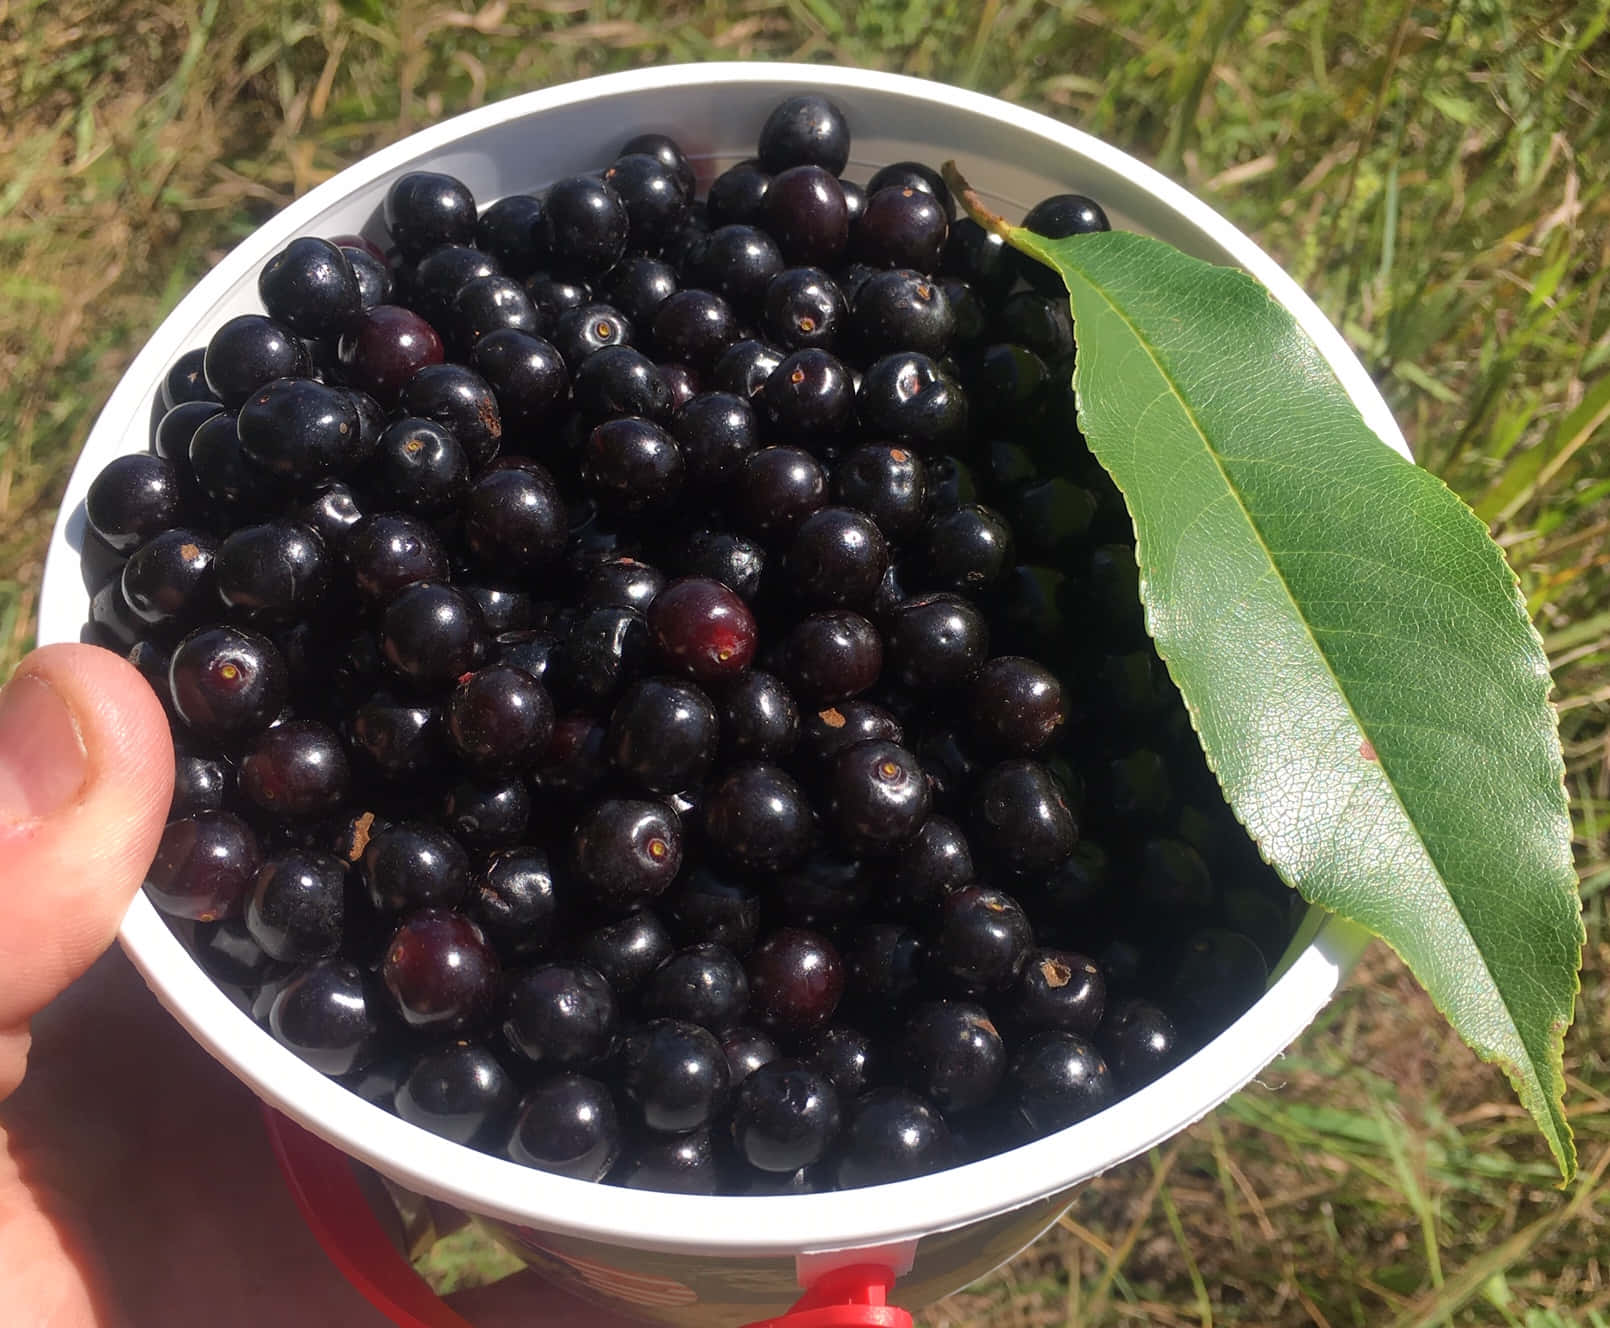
[82,92,1294,1196]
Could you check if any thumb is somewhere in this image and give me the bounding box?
[0,642,173,1097]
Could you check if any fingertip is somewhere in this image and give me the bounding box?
[0,643,175,1033]
[15,642,176,816]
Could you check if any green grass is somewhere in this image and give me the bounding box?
[4,1,1609,1323]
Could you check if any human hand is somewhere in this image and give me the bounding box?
[0,643,637,1327]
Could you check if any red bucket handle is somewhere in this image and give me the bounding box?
[262,1106,475,1328]
[263,1105,913,1328]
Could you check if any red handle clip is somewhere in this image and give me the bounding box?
[740,1264,913,1328]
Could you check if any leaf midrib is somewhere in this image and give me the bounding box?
[1061,253,1525,1062]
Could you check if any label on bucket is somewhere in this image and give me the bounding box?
[476,1187,1073,1328]
[519,1241,699,1310]
[488,1223,791,1326]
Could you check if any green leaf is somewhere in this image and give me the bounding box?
[944,168,1583,1183]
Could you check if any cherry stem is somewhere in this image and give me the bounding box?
[941,161,1015,242]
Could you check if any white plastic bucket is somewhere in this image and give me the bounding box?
[37,62,1401,1326]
